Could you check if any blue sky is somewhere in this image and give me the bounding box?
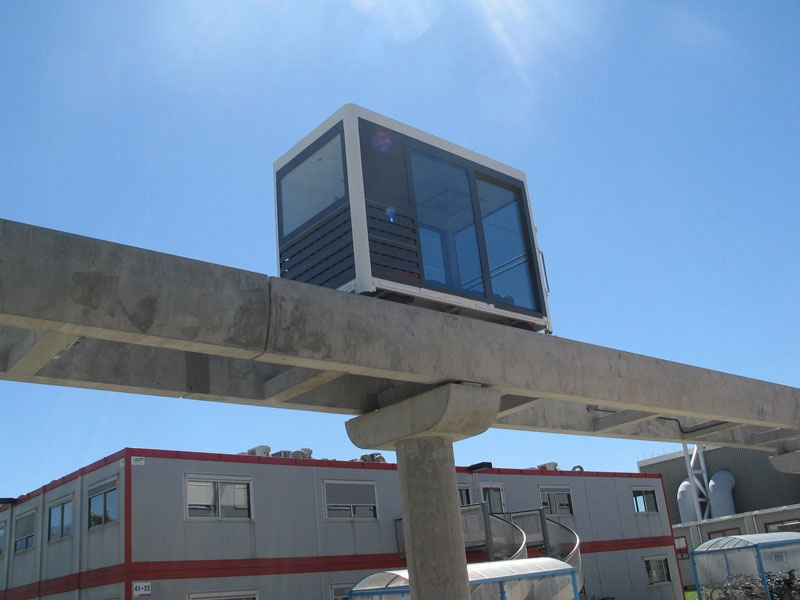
[2,1,799,498]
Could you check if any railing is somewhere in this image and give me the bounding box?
[395,504,583,593]
[395,503,528,561]
[506,509,583,592]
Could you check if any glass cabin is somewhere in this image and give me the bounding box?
[274,104,551,331]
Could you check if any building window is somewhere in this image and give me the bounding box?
[541,487,574,516]
[644,557,672,585]
[324,481,377,519]
[458,486,472,506]
[49,499,73,540]
[88,481,118,528]
[633,489,659,513]
[766,520,800,533]
[278,127,346,240]
[482,485,505,514]
[708,527,740,539]
[674,536,689,560]
[14,512,35,552]
[186,478,251,519]
[0,522,5,556]
[331,583,354,600]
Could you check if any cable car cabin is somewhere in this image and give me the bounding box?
[274,104,552,332]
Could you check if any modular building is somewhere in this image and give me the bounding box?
[640,446,800,592]
[0,448,680,600]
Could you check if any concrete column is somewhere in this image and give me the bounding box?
[396,435,470,600]
[346,383,501,600]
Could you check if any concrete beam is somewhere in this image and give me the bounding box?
[2,219,800,442]
[0,219,270,359]
[346,383,501,450]
[263,276,800,428]
[591,409,660,433]
[261,367,345,404]
[0,327,80,378]
[770,451,800,474]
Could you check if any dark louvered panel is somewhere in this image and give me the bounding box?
[366,201,421,284]
[280,202,355,289]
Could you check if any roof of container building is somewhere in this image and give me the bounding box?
[693,532,800,554]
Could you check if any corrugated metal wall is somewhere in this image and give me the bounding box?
[639,447,800,524]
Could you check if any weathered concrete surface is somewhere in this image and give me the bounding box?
[346,383,501,450]
[0,219,270,358]
[395,435,472,600]
[347,384,499,599]
[3,218,800,460]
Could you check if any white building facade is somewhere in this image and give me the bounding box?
[0,448,681,600]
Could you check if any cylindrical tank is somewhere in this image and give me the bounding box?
[709,470,736,518]
[677,479,699,523]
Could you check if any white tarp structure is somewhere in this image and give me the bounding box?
[348,557,580,599]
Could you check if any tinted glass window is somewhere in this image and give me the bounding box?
[279,133,346,238]
[89,493,104,527]
[477,179,537,310]
[410,149,483,296]
[360,124,410,210]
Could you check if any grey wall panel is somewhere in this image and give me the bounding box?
[641,447,800,524]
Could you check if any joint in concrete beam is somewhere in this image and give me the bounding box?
[346,383,501,450]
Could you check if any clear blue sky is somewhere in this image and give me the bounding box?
[2,1,798,498]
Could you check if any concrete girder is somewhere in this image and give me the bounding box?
[2,218,800,452]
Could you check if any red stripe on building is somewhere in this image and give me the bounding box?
[0,554,406,600]
[581,536,675,554]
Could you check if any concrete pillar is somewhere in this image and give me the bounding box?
[396,435,470,600]
[346,383,500,600]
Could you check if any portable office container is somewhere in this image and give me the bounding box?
[274,104,552,331]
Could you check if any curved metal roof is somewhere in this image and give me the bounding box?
[351,557,576,591]
[693,532,800,554]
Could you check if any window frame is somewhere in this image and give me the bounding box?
[323,480,378,521]
[765,519,800,533]
[674,536,689,560]
[88,478,118,529]
[14,510,36,553]
[330,582,355,600]
[540,486,574,516]
[481,483,506,514]
[185,475,253,521]
[707,526,741,539]
[276,121,349,244]
[632,488,659,514]
[358,117,546,318]
[0,521,5,557]
[644,556,672,586]
[458,485,472,506]
[49,497,73,541]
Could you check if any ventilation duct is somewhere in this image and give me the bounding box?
[708,470,736,518]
